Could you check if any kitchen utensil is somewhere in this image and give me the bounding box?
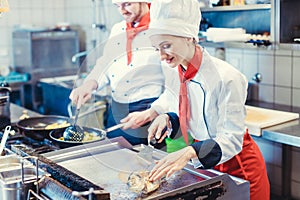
[68,103,106,119]
[16,116,72,140]
[0,84,11,130]
[136,126,168,164]
[0,165,48,200]
[105,123,125,133]
[137,143,155,165]
[49,126,106,149]
[50,123,124,148]
[0,125,10,156]
[63,108,84,142]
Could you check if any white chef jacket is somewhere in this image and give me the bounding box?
[85,20,165,105]
[157,48,248,166]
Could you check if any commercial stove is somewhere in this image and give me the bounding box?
[2,126,250,200]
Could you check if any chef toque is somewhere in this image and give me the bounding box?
[149,0,201,42]
[112,0,152,3]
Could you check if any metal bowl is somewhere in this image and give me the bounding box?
[16,116,72,141]
[49,126,106,149]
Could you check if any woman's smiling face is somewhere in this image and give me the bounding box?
[150,34,194,68]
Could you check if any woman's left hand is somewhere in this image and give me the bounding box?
[147,114,171,143]
[148,146,196,181]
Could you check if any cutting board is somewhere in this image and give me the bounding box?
[245,105,299,136]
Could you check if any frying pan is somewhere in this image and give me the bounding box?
[16,116,72,141]
[49,126,106,149]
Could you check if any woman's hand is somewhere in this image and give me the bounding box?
[120,108,159,129]
[69,80,98,109]
[147,114,172,143]
[148,146,196,181]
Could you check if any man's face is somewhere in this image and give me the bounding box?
[115,2,143,23]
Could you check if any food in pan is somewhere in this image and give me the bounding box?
[58,131,101,142]
[45,121,70,130]
[127,171,160,194]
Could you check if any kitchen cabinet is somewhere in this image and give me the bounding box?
[200,0,300,50]
[200,3,271,37]
[277,0,300,44]
[201,3,271,12]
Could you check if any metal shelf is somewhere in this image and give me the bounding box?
[201,4,271,12]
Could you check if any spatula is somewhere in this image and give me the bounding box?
[137,126,168,164]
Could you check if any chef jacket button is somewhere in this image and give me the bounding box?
[114,59,117,62]
[126,80,129,83]
[136,48,139,50]
[112,74,115,77]
[112,90,115,93]
[117,42,120,45]
[124,94,127,96]
[130,64,133,67]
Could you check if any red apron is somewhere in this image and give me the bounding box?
[214,131,270,200]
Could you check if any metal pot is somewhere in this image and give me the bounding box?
[16,116,72,141]
[0,168,37,200]
[49,126,106,149]
[0,155,48,200]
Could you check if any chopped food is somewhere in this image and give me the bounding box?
[127,171,160,194]
[58,131,101,142]
[45,121,70,129]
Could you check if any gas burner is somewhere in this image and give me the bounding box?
[1,125,60,155]
[9,138,60,154]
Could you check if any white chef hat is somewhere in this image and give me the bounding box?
[149,0,201,42]
[112,0,152,3]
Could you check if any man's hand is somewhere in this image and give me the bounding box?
[69,80,98,109]
[120,108,159,129]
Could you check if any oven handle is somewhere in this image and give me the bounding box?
[72,187,105,200]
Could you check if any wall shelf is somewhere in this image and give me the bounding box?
[201,4,271,12]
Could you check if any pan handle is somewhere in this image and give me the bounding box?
[68,103,106,119]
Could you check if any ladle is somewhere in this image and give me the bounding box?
[63,108,84,141]
[0,125,11,156]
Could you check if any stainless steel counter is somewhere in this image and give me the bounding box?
[261,120,300,200]
[9,101,300,199]
[10,103,42,124]
[246,101,300,146]
[262,120,300,148]
[247,101,300,199]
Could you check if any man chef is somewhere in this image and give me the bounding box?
[69,0,178,146]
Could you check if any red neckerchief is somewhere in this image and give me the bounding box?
[126,12,150,65]
[178,46,203,145]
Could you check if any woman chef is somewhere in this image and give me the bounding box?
[146,0,270,199]
[70,0,178,146]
